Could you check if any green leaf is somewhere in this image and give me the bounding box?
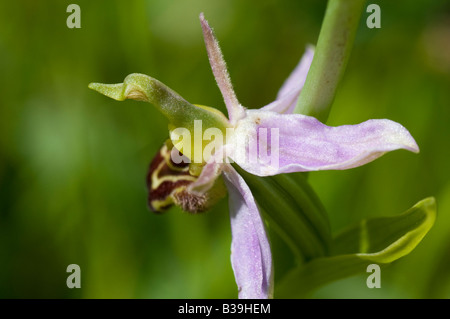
[276,197,436,298]
[235,165,332,263]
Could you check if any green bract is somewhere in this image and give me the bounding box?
[276,197,436,297]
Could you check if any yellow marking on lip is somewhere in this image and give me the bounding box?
[150,186,192,212]
[150,148,196,190]
[150,197,174,211]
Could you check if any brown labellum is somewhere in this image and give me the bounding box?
[146,142,225,213]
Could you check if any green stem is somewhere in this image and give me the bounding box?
[294,0,366,122]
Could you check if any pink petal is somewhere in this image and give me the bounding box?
[261,46,314,114]
[200,13,245,124]
[222,166,273,299]
[231,110,419,176]
[188,158,224,195]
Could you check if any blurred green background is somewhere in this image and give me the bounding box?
[0,0,449,298]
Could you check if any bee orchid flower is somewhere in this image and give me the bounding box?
[89,13,419,299]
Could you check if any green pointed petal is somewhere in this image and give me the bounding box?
[276,197,436,298]
[89,73,230,161]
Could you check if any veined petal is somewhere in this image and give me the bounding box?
[231,110,419,176]
[200,13,245,124]
[261,46,314,114]
[222,166,273,299]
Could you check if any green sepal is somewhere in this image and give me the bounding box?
[89,73,230,162]
[276,197,436,298]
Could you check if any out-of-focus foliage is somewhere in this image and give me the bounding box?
[0,0,448,298]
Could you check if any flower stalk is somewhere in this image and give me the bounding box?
[294,0,366,122]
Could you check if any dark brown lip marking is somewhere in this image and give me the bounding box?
[146,143,208,213]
